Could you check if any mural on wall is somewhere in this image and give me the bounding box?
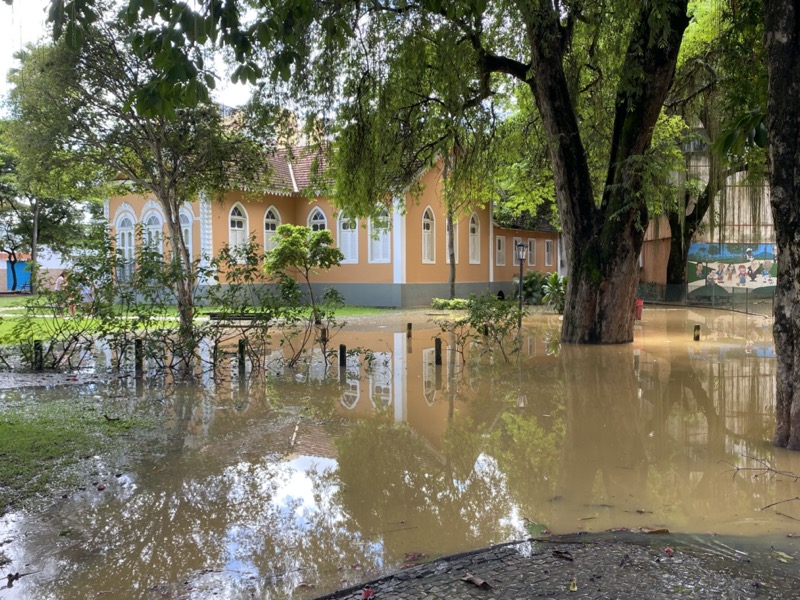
[687,242,776,298]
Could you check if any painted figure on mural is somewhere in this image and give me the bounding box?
[738,265,748,286]
[745,247,754,262]
[695,262,704,279]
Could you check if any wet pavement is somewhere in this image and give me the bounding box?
[317,536,799,599]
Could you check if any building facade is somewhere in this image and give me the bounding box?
[105,151,560,307]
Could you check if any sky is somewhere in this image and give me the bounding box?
[0,0,50,98]
[0,0,250,107]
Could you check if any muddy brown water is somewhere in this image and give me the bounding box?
[1,307,798,599]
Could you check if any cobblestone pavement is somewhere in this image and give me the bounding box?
[314,538,800,599]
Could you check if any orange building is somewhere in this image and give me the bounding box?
[105,150,560,307]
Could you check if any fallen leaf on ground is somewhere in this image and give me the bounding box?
[403,551,427,562]
[361,587,376,599]
[462,572,493,589]
[552,550,574,561]
[771,550,795,563]
[640,527,670,534]
[568,578,578,592]
[665,547,674,557]
[295,582,316,590]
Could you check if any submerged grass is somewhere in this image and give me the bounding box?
[0,398,150,515]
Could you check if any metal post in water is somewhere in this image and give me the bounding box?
[434,337,442,365]
[339,344,347,367]
[134,338,144,378]
[238,339,246,379]
[320,327,329,344]
[407,323,412,339]
[33,340,43,371]
[693,325,700,341]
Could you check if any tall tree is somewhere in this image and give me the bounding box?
[763,0,800,449]
[48,0,690,345]
[8,13,264,373]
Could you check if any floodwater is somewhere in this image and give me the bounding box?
[1,307,799,599]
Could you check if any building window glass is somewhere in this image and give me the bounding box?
[264,207,281,251]
[545,239,554,266]
[422,207,435,264]
[179,212,193,264]
[338,216,359,264]
[144,214,163,255]
[229,205,248,251]
[469,213,480,264]
[527,238,536,266]
[368,210,391,263]
[116,216,135,281]
[308,207,327,232]
[496,236,506,266]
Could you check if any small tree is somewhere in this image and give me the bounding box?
[263,224,344,368]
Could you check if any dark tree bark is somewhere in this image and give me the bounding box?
[519,0,689,343]
[763,0,800,449]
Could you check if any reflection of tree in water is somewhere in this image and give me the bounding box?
[642,348,777,520]
[334,421,516,558]
[554,346,648,515]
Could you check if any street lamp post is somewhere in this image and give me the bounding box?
[516,241,527,331]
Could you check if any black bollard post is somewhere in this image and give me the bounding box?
[238,339,247,379]
[338,344,347,383]
[693,325,701,341]
[33,340,43,371]
[407,323,413,339]
[434,337,442,365]
[320,327,329,344]
[134,338,144,378]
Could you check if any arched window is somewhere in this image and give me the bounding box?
[368,208,391,263]
[144,213,163,255]
[469,213,480,264]
[422,207,435,264]
[116,215,135,281]
[179,211,193,264]
[308,207,327,232]
[338,215,358,263]
[229,204,248,251]
[264,207,281,251]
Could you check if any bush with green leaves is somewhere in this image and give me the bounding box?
[542,272,567,314]
[431,297,470,310]
[521,271,549,305]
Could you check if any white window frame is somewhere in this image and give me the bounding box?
[512,236,523,266]
[368,210,391,263]
[496,235,506,267]
[308,207,327,232]
[422,207,435,264]
[228,204,248,251]
[527,238,536,266]
[469,213,480,264]
[545,239,554,266]
[264,206,281,252]
[446,218,459,264]
[338,215,359,264]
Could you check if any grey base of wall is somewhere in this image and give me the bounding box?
[197,281,518,308]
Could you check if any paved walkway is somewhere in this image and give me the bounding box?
[315,536,799,599]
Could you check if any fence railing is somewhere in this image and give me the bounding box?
[637,282,775,316]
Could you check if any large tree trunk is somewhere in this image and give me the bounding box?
[161,191,196,377]
[524,0,689,343]
[763,0,800,449]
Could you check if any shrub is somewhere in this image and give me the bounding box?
[431,297,470,310]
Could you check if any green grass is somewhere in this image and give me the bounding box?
[0,293,35,308]
[0,399,148,514]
